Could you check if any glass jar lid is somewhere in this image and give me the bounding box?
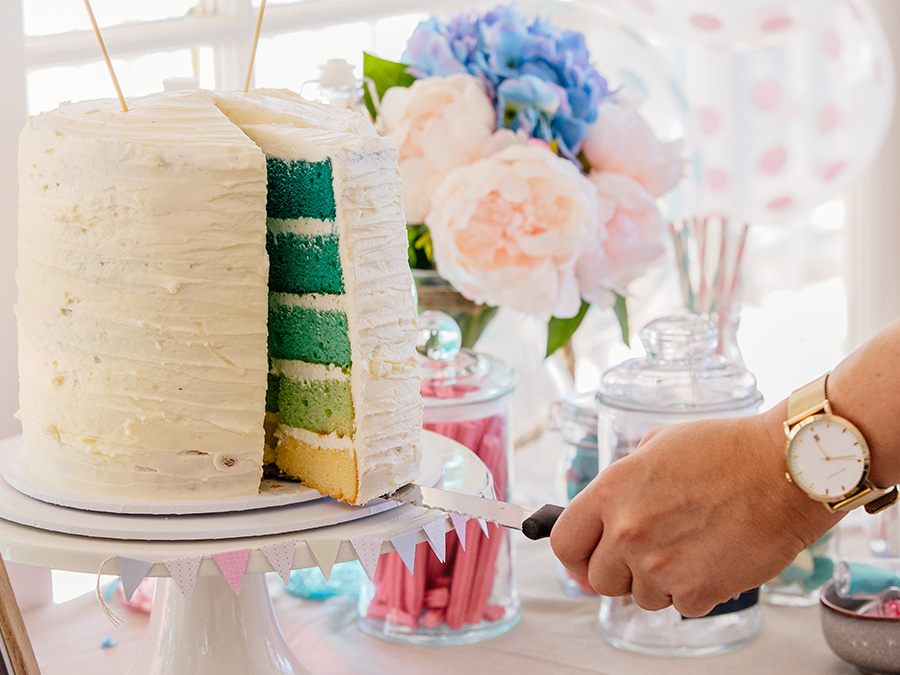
[417,311,515,407]
[596,314,762,414]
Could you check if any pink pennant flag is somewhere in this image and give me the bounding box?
[306,539,341,581]
[421,518,447,563]
[477,518,490,538]
[389,528,419,575]
[349,538,384,582]
[212,549,251,595]
[449,513,468,551]
[164,556,202,601]
[116,556,154,602]
[259,539,296,585]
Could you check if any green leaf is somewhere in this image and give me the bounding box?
[407,223,434,269]
[613,292,630,346]
[363,52,417,119]
[546,301,590,358]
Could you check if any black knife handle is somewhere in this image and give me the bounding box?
[521,503,565,540]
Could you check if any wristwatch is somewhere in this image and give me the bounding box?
[784,374,898,514]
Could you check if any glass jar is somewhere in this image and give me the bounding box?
[358,311,518,645]
[595,314,764,657]
[553,392,601,597]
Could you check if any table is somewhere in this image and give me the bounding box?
[17,534,858,674]
[14,434,861,674]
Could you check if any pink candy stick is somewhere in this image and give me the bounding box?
[466,522,503,624]
[445,519,482,629]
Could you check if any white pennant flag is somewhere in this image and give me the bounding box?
[449,513,468,551]
[116,556,154,602]
[164,556,203,601]
[421,518,447,563]
[260,539,296,585]
[389,528,419,575]
[306,539,341,581]
[349,538,384,582]
[477,519,490,538]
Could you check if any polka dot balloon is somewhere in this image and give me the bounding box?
[599,0,841,50]
[543,3,700,219]
[684,0,894,223]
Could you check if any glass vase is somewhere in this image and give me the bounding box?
[412,269,498,349]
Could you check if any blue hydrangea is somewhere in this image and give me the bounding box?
[402,3,612,158]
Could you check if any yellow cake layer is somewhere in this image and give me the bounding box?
[275,433,358,504]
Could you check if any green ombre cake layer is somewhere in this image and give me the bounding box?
[264,154,354,444]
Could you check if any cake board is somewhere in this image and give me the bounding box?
[0,431,490,674]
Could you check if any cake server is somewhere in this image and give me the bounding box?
[383,483,563,540]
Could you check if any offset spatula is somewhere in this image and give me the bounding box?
[384,483,564,540]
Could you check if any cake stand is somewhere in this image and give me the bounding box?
[0,432,489,674]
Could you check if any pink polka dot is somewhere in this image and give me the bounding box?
[751,79,782,112]
[822,30,842,59]
[818,104,841,133]
[848,0,864,21]
[630,0,654,12]
[761,15,793,33]
[691,14,722,31]
[707,168,730,192]
[759,147,788,174]
[821,160,846,181]
[696,107,723,136]
[767,196,794,211]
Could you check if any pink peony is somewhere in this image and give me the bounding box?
[581,100,683,198]
[426,143,598,318]
[377,74,496,223]
[576,171,667,307]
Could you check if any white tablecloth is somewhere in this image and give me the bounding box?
[20,535,858,675]
[17,432,866,674]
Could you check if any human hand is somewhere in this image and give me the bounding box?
[549,408,842,617]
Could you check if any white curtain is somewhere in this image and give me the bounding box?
[847,0,900,350]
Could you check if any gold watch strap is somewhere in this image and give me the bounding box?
[786,373,829,427]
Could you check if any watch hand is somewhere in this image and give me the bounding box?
[813,436,831,460]
[826,454,858,461]
[827,468,847,480]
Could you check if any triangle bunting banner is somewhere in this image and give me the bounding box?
[164,556,203,601]
[349,537,384,582]
[212,549,251,595]
[306,539,341,581]
[260,539,296,585]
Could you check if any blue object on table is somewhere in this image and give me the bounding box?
[836,561,900,596]
[286,561,366,600]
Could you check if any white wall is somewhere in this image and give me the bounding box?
[0,1,26,439]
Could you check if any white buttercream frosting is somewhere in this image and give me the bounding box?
[16,89,421,502]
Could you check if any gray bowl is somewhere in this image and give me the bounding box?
[820,580,900,674]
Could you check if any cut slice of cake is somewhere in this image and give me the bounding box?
[234,121,422,505]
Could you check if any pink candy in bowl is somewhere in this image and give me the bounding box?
[820,580,900,674]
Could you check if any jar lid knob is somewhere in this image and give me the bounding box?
[639,314,717,362]
[416,310,462,361]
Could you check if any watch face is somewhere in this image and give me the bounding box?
[786,414,869,502]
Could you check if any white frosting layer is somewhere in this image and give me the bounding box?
[16,89,421,502]
[268,217,333,237]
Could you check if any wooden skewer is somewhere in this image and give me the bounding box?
[83,0,127,112]
[0,553,41,675]
[244,0,268,93]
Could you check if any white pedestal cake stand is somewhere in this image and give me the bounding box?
[0,431,489,674]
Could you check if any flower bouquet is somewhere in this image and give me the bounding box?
[365,3,684,355]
